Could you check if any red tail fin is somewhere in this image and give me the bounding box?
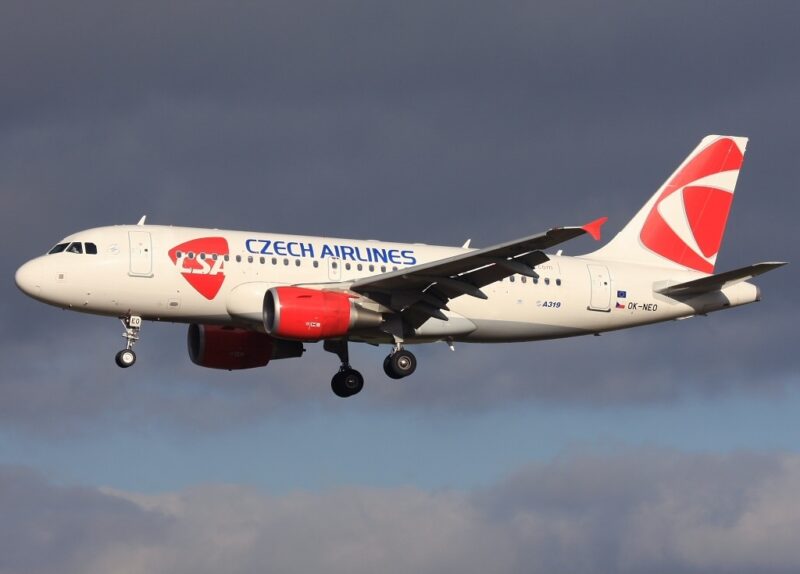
[590,135,748,274]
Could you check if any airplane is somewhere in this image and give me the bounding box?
[14,135,786,397]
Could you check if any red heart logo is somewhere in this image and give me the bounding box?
[168,237,229,300]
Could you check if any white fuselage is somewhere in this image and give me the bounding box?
[15,224,760,345]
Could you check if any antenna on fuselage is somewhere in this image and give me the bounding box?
[462,239,471,249]
[137,215,147,226]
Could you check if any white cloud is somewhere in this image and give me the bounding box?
[5,451,800,574]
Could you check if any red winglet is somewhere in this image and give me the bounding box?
[581,217,608,241]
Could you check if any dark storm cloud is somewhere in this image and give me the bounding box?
[4,450,800,574]
[1,1,798,430]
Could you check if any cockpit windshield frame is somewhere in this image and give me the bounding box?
[48,241,98,255]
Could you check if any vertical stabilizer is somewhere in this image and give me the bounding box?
[589,135,748,274]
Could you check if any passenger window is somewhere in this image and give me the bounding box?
[357,264,363,271]
[212,254,218,261]
[295,259,301,267]
[224,255,230,262]
[533,277,539,284]
[283,258,289,266]
[345,263,351,271]
[176,251,183,259]
[259,256,265,264]
[521,276,527,284]
[369,265,374,272]
[392,266,398,272]
[48,243,69,254]
[200,253,206,260]
[85,242,98,255]
[556,278,562,286]
[381,266,386,273]
[66,242,83,254]
[247,255,253,263]
[272,258,277,265]
[313,260,319,268]
[235,255,241,263]
[509,275,515,283]
[188,252,195,259]
[544,278,550,285]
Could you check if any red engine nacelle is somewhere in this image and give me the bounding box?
[187,324,274,370]
[263,287,382,341]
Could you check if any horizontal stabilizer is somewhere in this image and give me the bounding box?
[656,262,787,297]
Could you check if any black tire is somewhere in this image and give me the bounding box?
[331,369,364,398]
[115,349,136,368]
[385,350,417,379]
[383,355,403,379]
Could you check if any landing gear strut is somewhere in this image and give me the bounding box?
[115,315,141,368]
[383,346,417,379]
[324,339,364,398]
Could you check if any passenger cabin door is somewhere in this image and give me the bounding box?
[129,231,153,277]
[587,264,611,312]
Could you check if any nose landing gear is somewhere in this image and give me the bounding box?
[115,315,141,368]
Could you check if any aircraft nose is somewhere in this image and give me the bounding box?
[15,260,42,297]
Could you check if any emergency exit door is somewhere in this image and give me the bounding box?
[327,257,342,281]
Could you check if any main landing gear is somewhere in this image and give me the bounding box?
[324,339,364,398]
[324,339,418,398]
[115,315,142,368]
[383,347,417,379]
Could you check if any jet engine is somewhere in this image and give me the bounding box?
[263,287,383,341]
[187,324,303,370]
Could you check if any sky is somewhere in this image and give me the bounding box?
[1,1,799,572]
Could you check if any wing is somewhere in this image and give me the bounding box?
[349,217,607,329]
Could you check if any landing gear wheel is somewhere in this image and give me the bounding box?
[331,368,364,398]
[115,349,136,368]
[383,355,399,379]
[384,349,417,379]
[116,315,141,368]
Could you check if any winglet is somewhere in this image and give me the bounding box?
[581,217,608,241]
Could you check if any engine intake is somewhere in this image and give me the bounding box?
[263,287,383,341]
[187,324,303,370]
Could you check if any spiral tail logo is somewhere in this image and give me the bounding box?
[639,137,744,273]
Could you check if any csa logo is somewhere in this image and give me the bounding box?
[168,237,229,300]
[639,137,743,274]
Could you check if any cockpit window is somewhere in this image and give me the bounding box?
[66,242,83,254]
[48,243,69,254]
[85,242,98,254]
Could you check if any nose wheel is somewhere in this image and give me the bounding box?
[115,315,141,368]
[115,349,137,368]
[383,348,417,379]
